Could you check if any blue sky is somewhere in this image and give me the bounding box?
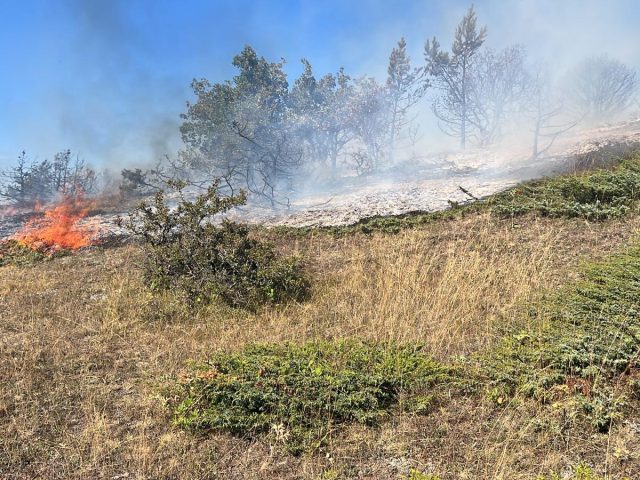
[1,0,639,169]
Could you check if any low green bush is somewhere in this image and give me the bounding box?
[174,341,454,453]
[487,241,640,430]
[490,155,640,220]
[120,180,309,309]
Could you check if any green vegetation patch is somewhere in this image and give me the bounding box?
[175,341,454,453]
[0,239,52,266]
[274,151,640,238]
[271,201,482,238]
[489,155,640,220]
[536,463,630,480]
[403,470,442,480]
[487,241,640,430]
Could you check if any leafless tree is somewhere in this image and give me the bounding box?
[386,37,426,162]
[468,45,530,145]
[565,55,638,123]
[349,76,390,173]
[529,67,578,159]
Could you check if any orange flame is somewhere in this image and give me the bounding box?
[14,196,98,253]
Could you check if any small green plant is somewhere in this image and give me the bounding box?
[174,341,453,453]
[120,180,309,309]
[403,469,442,480]
[535,463,631,480]
[317,470,341,480]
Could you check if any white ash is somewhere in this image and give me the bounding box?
[2,120,640,240]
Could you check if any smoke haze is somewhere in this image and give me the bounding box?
[0,0,638,169]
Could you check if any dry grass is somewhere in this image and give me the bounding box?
[1,211,639,479]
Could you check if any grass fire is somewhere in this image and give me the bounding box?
[12,196,97,253]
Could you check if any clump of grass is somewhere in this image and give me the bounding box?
[487,241,640,430]
[490,156,640,220]
[174,341,454,453]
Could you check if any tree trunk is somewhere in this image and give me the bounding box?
[461,58,467,149]
[330,142,338,179]
[532,98,542,159]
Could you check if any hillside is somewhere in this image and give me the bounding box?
[2,119,640,243]
[2,150,640,479]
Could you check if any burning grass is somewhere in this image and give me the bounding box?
[14,195,98,253]
[0,195,99,265]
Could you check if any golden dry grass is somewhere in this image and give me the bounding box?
[1,212,639,479]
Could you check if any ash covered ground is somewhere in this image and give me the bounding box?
[2,119,640,240]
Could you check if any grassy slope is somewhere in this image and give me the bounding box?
[2,156,640,478]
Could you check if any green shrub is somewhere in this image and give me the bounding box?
[120,180,309,309]
[487,242,640,430]
[174,341,453,453]
[490,155,640,220]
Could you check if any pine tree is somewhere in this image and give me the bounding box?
[386,37,425,162]
[425,5,487,148]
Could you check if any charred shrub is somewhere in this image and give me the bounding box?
[118,168,160,199]
[120,180,308,309]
